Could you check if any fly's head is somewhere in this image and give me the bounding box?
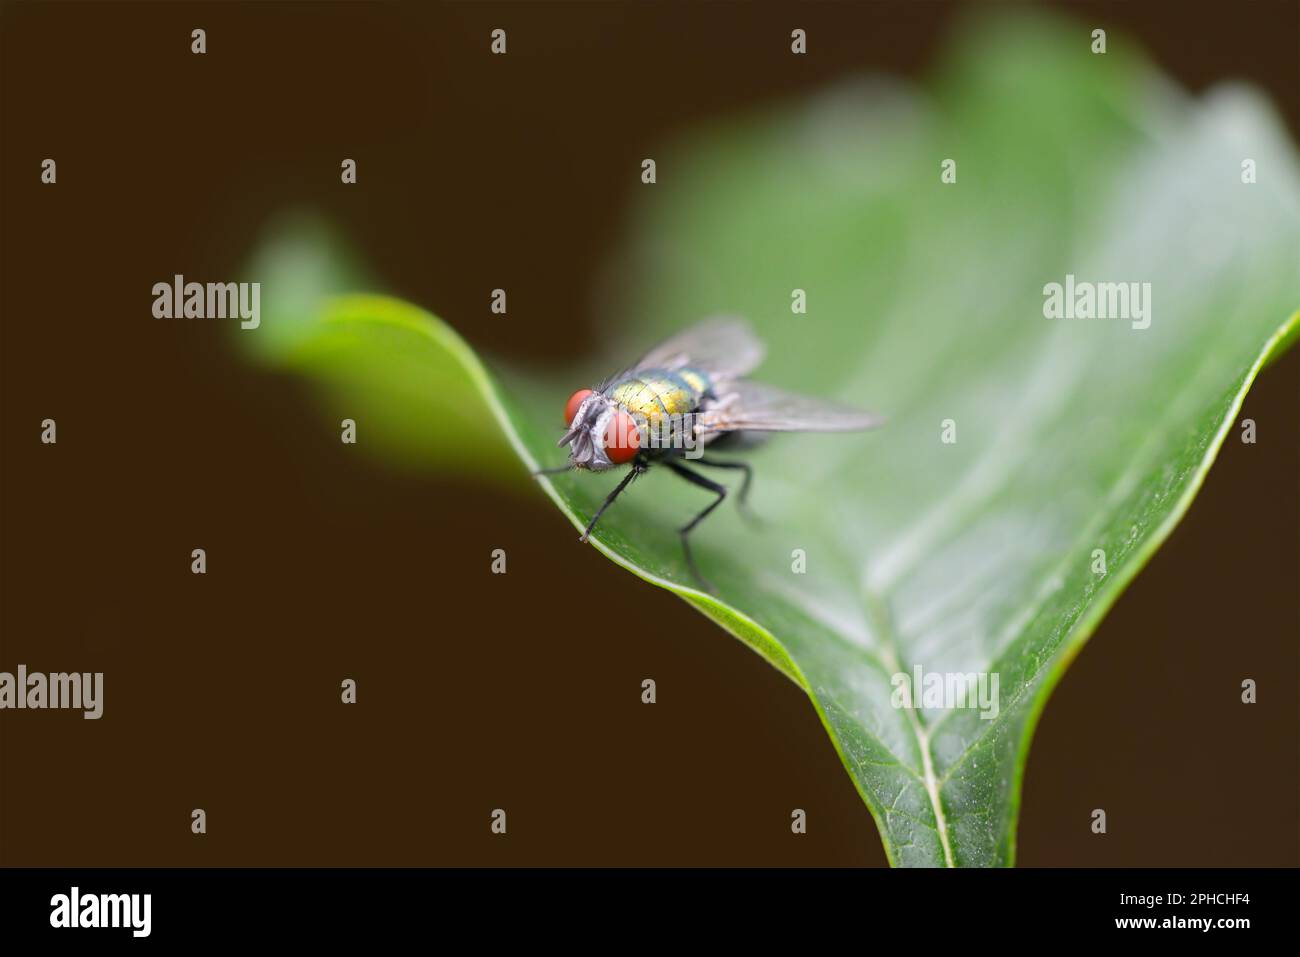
[560,389,640,470]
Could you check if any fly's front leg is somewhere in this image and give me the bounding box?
[665,461,727,592]
[695,457,758,524]
[580,462,646,543]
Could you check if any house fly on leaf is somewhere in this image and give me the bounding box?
[536,316,883,591]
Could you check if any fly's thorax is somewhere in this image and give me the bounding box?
[606,367,711,424]
[603,368,712,458]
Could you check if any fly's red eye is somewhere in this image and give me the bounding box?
[604,411,641,465]
[564,389,594,425]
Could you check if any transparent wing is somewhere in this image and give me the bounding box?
[632,315,765,379]
[698,380,885,433]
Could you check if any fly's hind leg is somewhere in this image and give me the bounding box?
[695,457,760,526]
[665,461,728,592]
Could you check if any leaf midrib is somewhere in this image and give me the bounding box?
[862,589,956,866]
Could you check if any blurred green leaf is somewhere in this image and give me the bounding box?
[244,15,1300,865]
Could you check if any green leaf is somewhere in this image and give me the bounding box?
[243,15,1300,865]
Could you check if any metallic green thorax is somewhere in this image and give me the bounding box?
[605,366,714,427]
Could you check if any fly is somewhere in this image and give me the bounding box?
[536,316,883,591]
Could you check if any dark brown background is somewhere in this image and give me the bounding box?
[1,0,1296,867]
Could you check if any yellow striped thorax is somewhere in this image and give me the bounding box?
[605,366,713,427]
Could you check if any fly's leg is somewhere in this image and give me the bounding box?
[665,461,727,592]
[694,457,759,525]
[533,463,575,476]
[580,462,646,543]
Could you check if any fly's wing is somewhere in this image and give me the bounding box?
[630,315,765,380]
[697,380,885,433]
